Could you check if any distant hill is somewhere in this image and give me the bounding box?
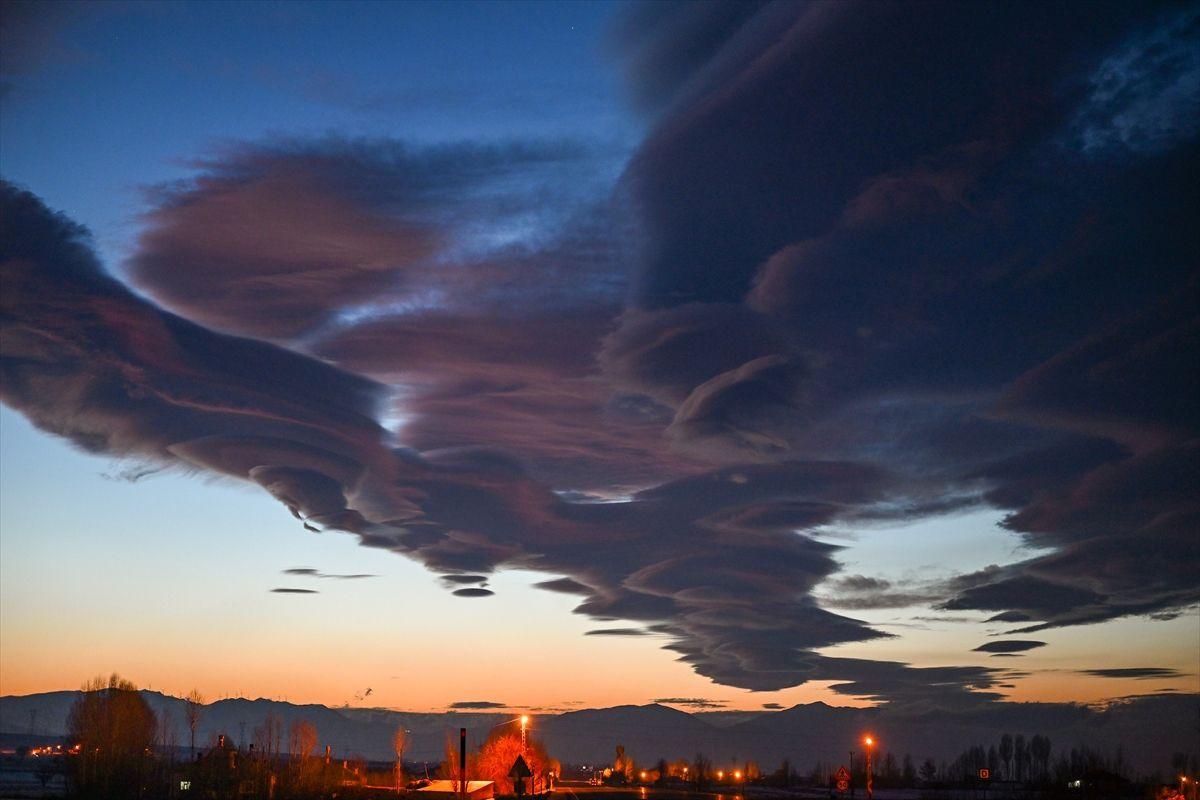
[1,691,1194,778]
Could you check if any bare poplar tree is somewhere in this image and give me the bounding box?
[184,689,205,761]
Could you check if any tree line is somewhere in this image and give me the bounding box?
[62,673,392,798]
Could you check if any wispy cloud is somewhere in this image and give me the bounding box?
[283,567,375,579]
[1078,667,1189,680]
[653,697,727,709]
[972,640,1047,654]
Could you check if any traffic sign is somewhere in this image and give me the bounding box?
[509,755,532,778]
[835,766,851,781]
[836,779,849,791]
[979,768,990,780]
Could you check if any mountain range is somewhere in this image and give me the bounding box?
[2,691,1195,779]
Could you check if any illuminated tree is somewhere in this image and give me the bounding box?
[66,673,159,800]
[610,744,634,785]
[475,728,558,794]
[286,719,319,792]
[289,719,318,761]
[253,713,283,761]
[394,726,408,788]
[441,730,474,785]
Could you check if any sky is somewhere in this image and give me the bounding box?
[0,0,1197,715]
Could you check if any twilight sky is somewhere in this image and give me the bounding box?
[1,0,1197,714]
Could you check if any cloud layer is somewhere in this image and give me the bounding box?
[3,0,1197,704]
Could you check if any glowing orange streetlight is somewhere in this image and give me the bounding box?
[863,736,875,800]
[520,715,529,753]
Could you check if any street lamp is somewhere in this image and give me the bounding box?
[520,715,529,754]
[864,736,875,800]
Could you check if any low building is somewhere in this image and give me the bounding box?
[416,779,495,800]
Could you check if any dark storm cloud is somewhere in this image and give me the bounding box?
[4,0,1198,707]
[605,0,772,116]
[608,0,1200,634]
[141,137,693,492]
[315,307,699,490]
[813,655,1008,712]
[1079,668,1189,680]
[0,182,390,529]
[130,136,622,341]
[972,641,1047,654]
[584,628,647,637]
[271,588,319,594]
[449,701,506,710]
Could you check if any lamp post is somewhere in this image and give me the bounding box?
[864,736,874,800]
[490,716,530,751]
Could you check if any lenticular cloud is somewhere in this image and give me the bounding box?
[2,0,1197,704]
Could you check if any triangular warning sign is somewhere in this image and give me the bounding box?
[509,755,533,778]
[835,766,850,781]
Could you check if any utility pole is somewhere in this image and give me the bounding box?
[460,728,467,800]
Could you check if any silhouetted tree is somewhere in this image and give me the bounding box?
[184,688,204,761]
[999,733,1013,780]
[882,751,898,785]
[1030,734,1052,781]
[1014,734,1028,781]
[67,673,159,800]
[987,745,999,778]
[693,752,711,789]
[919,758,937,784]
[902,754,916,786]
